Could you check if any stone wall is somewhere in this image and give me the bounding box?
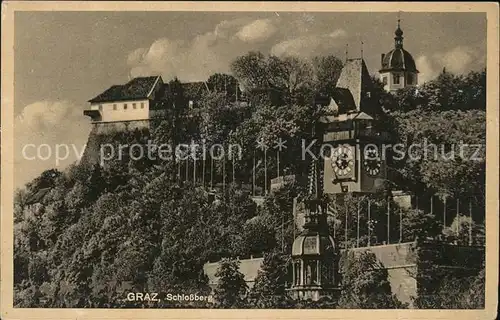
[203,241,484,307]
[349,242,418,305]
[80,120,150,166]
[203,257,264,290]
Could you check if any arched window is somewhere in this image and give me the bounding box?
[311,262,318,285]
[321,261,333,285]
[305,261,318,285]
[294,261,301,286]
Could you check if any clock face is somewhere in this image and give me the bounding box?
[331,145,354,177]
[363,145,382,177]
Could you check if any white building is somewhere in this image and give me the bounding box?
[84,76,164,123]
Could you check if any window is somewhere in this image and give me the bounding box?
[133,103,137,109]
[113,104,117,110]
[383,77,388,85]
[140,102,144,109]
[393,74,400,85]
[294,262,301,285]
[124,103,128,110]
[305,261,318,285]
[189,100,194,109]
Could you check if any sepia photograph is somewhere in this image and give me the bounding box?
[1,2,498,319]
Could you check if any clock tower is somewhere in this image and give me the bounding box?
[319,58,389,195]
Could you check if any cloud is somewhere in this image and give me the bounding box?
[416,46,483,83]
[14,101,91,188]
[328,29,348,38]
[127,19,260,81]
[270,29,347,58]
[127,19,349,81]
[415,55,436,84]
[235,19,277,42]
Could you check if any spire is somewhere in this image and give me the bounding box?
[303,125,327,232]
[304,157,323,231]
[394,17,404,49]
[308,157,319,198]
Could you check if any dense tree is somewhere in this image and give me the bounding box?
[338,251,407,309]
[312,55,344,95]
[413,266,485,309]
[400,208,441,242]
[248,250,292,308]
[230,51,270,92]
[390,109,485,200]
[231,52,344,106]
[239,216,277,257]
[213,258,248,308]
[442,214,485,246]
[206,73,240,100]
[13,51,485,309]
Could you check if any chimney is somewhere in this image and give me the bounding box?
[381,53,385,66]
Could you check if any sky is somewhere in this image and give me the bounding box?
[13,11,487,188]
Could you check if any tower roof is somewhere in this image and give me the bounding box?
[395,19,404,38]
[380,48,419,73]
[292,232,335,257]
[334,58,376,114]
[380,20,419,73]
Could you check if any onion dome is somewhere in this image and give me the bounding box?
[395,25,403,37]
[292,232,336,257]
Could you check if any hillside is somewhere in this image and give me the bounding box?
[13,53,486,308]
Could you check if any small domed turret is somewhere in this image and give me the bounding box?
[379,19,419,93]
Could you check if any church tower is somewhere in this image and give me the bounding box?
[379,20,419,93]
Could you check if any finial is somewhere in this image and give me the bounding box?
[345,43,349,62]
[361,41,364,59]
[394,13,404,48]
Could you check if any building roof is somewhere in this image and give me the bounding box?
[380,48,418,73]
[152,81,209,103]
[292,232,336,257]
[330,88,356,114]
[320,111,374,123]
[88,76,162,103]
[335,58,374,113]
[182,82,209,100]
[352,111,374,120]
